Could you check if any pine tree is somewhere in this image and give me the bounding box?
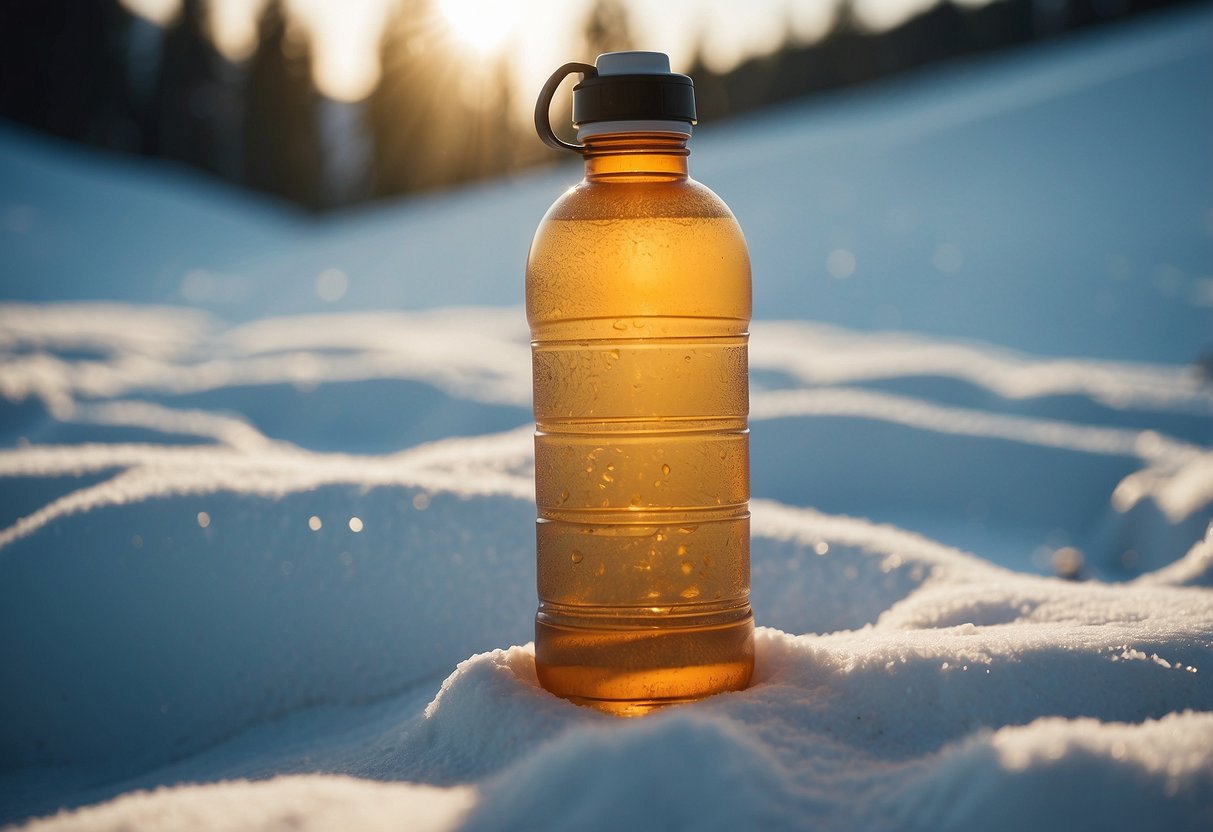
[148,0,224,172]
[0,0,139,149]
[242,0,325,210]
[369,0,440,196]
[582,0,634,58]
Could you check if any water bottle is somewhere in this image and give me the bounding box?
[528,52,753,715]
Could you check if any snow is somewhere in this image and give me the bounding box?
[2,6,1212,830]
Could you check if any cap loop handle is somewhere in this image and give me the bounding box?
[534,62,597,154]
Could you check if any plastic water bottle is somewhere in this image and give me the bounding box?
[528,52,754,715]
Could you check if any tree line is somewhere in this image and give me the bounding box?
[0,0,1192,212]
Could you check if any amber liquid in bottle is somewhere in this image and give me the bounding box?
[527,133,754,715]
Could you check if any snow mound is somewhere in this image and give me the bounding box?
[21,776,474,832]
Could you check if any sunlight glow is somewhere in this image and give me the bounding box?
[210,0,267,62]
[118,0,1002,107]
[118,0,179,27]
[851,0,940,32]
[438,0,519,55]
[289,0,393,101]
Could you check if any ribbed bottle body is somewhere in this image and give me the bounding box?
[527,168,753,715]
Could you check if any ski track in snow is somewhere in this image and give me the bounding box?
[0,303,1209,549]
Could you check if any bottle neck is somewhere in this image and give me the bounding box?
[581,133,689,182]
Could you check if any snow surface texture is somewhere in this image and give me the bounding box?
[2,7,1213,831]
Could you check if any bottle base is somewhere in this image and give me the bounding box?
[534,605,754,716]
[560,694,712,718]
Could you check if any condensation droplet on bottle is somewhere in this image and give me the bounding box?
[661,464,671,476]
[655,532,666,542]
[678,526,697,535]
[609,348,620,359]
[681,586,700,599]
[677,544,688,556]
[594,563,605,577]
[630,494,642,506]
[571,550,583,564]
[612,320,628,331]
[680,562,693,575]
[559,489,570,504]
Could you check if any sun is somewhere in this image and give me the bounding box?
[437,0,518,55]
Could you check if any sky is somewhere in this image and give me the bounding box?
[117,0,975,102]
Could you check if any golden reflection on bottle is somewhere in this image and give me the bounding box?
[527,133,753,716]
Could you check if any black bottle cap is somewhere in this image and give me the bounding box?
[573,72,696,126]
[535,52,696,154]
